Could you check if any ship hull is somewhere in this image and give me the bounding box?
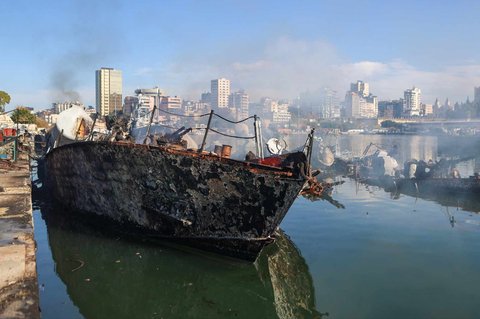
[44,141,306,260]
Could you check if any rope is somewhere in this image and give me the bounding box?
[156,107,256,123]
[157,108,211,118]
[209,128,255,140]
[213,113,256,124]
[145,126,253,140]
[139,108,258,140]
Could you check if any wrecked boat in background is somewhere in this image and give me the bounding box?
[354,142,480,196]
[364,173,480,197]
[41,107,318,261]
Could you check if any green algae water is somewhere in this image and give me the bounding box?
[33,135,480,319]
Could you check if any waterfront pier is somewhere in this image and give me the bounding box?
[0,156,39,318]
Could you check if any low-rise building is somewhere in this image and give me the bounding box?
[52,101,84,114]
[272,103,291,123]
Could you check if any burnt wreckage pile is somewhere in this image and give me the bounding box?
[41,105,327,260]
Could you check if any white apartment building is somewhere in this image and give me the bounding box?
[350,80,369,97]
[183,101,210,115]
[211,78,231,108]
[344,81,378,118]
[272,103,291,123]
[95,68,122,116]
[134,87,163,110]
[403,87,421,116]
[52,101,84,114]
[344,89,378,118]
[160,96,182,109]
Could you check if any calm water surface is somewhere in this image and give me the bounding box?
[34,135,480,319]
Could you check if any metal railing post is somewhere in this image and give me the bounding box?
[88,113,98,141]
[253,115,259,157]
[198,110,214,153]
[143,105,157,144]
[257,118,264,159]
[306,128,315,176]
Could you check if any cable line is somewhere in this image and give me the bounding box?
[209,128,255,140]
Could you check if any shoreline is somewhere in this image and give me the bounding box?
[0,156,39,319]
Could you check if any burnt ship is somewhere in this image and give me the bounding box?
[41,106,316,261]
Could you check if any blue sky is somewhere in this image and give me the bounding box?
[1,0,479,110]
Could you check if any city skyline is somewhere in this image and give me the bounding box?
[1,0,480,110]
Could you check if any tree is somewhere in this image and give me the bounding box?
[35,117,50,128]
[10,107,36,124]
[381,120,401,129]
[0,91,11,113]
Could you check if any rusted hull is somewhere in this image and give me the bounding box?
[44,141,306,260]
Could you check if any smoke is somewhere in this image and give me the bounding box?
[155,36,480,105]
[49,0,123,105]
[51,63,82,102]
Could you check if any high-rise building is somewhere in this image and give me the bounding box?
[474,87,480,103]
[200,92,212,105]
[351,81,369,97]
[229,90,249,120]
[95,67,123,116]
[320,88,340,118]
[211,78,230,108]
[403,87,421,116]
[344,81,377,118]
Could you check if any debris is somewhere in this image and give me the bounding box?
[71,259,85,272]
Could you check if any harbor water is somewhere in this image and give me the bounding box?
[33,134,480,319]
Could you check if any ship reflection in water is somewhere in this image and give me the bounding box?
[37,199,326,319]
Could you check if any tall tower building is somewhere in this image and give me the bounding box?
[403,87,421,116]
[350,80,369,97]
[344,81,377,118]
[474,86,480,103]
[211,78,230,108]
[321,88,339,118]
[96,67,123,116]
[229,90,249,120]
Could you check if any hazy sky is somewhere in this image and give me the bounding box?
[1,0,480,110]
